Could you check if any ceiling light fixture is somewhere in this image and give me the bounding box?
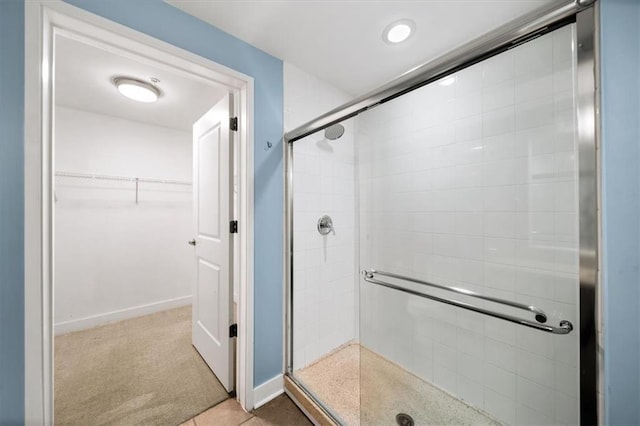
[383,19,416,44]
[114,77,160,103]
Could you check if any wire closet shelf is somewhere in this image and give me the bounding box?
[54,171,192,203]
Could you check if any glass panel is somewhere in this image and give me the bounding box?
[357,24,579,425]
[290,118,359,424]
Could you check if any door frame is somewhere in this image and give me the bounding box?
[24,1,255,423]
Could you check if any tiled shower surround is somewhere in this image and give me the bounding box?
[358,25,579,425]
[286,63,358,370]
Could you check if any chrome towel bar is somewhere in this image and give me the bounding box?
[361,269,573,335]
[365,269,549,323]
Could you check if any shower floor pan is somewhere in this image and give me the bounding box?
[295,343,501,426]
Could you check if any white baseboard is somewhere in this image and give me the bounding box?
[54,295,192,335]
[253,374,284,409]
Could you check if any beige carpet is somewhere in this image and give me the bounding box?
[55,306,229,426]
[295,343,501,426]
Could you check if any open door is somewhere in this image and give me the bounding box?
[191,93,235,392]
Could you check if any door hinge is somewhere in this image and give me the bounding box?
[230,220,238,234]
[229,323,238,338]
[229,117,238,131]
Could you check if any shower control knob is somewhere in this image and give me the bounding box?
[317,215,334,235]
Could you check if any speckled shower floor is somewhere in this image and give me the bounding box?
[295,343,501,426]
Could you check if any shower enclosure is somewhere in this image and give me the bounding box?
[285,1,598,425]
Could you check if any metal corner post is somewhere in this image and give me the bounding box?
[284,136,294,375]
[576,4,600,425]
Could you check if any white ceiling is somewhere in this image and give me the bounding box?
[55,35,227,131]
[167,0,554,96]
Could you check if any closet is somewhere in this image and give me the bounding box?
[54,105,194,333]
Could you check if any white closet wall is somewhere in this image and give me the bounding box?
[54,106,193,334]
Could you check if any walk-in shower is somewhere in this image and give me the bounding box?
[285,1,598,425]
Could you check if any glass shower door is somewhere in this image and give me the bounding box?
[289,117,359,425]
[357,23,579,425]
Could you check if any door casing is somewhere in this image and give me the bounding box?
[24,1,256,423]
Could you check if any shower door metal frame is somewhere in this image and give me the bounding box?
[576,5,600,424]
[284,1,600,424]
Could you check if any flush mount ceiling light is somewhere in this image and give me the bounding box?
[383,19,416,44]
[113,77,161,103]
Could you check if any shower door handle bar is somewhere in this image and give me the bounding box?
[365,269,549,323]
[362,275,573,335]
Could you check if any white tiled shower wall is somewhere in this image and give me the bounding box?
[284,63,357,370]
[358,26,580,425]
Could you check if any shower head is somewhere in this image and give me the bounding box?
[324,124,345,140]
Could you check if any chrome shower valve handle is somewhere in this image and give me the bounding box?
[317,215,334,235]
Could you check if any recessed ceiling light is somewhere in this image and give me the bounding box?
[114,77,160,103]
[383,19,416,44]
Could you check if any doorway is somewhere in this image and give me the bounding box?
[52,33,237,424]
[24,2,255,423]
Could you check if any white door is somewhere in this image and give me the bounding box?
[191,94,235,392]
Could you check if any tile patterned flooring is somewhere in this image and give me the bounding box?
[181,394,313,426]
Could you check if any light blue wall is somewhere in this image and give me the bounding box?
[0,0,25,424]
[600,0,640,424]
[0,1,283,422]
